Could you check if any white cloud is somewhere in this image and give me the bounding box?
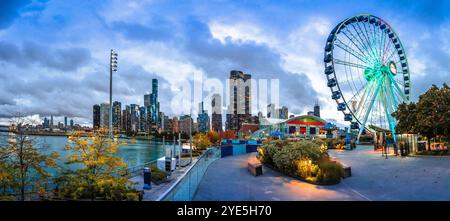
[208,21,278,46]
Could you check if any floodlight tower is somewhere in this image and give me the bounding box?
[109,49,118,138]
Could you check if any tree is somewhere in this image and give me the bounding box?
[394,84,450,150]
[0,115,59,201]
[415,84,450,149]
[192,133,211,151]
[392,102,418,134]
[206,130,220,144]
[219,130,237,140]
[55,129,139,201]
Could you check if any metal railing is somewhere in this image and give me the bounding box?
[125,160,158,177]
[157,146,221,201]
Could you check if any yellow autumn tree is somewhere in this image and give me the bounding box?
[193,133,211,151]
[55,129,139,201]
[0,115,60,201]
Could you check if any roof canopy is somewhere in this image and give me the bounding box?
[286,115,327,127]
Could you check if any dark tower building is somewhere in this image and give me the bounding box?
[211,93,222,132]
[226,70,252,132]
[112,101,122,131]
[314,101,320,118]
[147,79,160,132]
[93,104,101,129]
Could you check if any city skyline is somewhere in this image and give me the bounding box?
[0,0,449,127]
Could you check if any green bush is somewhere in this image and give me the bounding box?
[150,165,167,183]
[257,140,343,185]
[316,160,343,184]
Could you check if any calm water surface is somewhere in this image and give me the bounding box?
[0,132,168,168]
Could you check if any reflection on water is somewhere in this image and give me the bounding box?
[0,132,167,167]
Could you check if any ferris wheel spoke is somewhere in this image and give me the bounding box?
[334,39,371,64]
[385,47,398,63]
[383,39,393,64]
[340,30,373,62]
[351,23,374,61]
[379,27,387,63]
[390,76,407,101]
[334,59,371,70]
[359,22,380,62]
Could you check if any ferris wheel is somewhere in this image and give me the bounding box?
[323,14,411,143]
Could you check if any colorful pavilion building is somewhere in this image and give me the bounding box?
[257,115,330,139]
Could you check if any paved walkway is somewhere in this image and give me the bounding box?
[193,153,365,201]
[194,145,450,201]
[329,145,450,200]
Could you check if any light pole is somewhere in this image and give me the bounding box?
[109,49,118,139]
[189,107,193,164]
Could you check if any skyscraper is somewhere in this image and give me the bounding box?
[139,106,147,132]
[64,116,68,128]
[147,79,160,132]
[100,103,110,128]
[100,104,109,129]
[267,103,277,118]
[197,101,210,133]
[179,115,193,135]
[50,115,54,128]
[211,93,222,132]
[122,106,131,133]
[113,101,122,131]
[70,119,74,128]
[279,106,289,119]
[93,104,101,129]
[130,104,139,132]
[314,101,320,118]
[226,70,252,132]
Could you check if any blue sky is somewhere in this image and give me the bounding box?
[0,0,449,125]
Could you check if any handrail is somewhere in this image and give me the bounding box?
[156,146,219,201]
[125,160,158,177]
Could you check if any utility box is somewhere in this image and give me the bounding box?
[143,167,152,189]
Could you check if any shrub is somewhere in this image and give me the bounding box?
[257,140,343,185]
[316,160,343,184]
[150,165,167,183]
[272,141,322,177]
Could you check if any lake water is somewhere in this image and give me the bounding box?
[0,132,169,168]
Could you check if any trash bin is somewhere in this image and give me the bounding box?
[143,167,152,189]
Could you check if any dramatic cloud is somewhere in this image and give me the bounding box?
[0,0,448,126]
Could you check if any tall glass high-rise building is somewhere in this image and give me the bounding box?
[100,103,110,128]
[93,104,101,129]
[226,70,252,132]
[147,79,160,132]
[197,101,210,133]
[112,101,122,131]
[211,93,222,132]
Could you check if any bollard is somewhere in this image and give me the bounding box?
[143,167,152,189]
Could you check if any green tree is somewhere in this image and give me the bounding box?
[392,102,418,134]
[55,129,139,201]
[415,84,450,149]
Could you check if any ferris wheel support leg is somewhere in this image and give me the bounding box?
[356,78,382,144]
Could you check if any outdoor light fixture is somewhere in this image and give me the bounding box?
[109,49,118,139]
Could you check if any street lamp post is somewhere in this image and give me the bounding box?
[109,49,118,139]
[189,107,193,164]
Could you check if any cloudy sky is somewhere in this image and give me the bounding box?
[0,0,449,126]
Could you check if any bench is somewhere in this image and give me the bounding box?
[248,161,263,176]
[341,163,351,178]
